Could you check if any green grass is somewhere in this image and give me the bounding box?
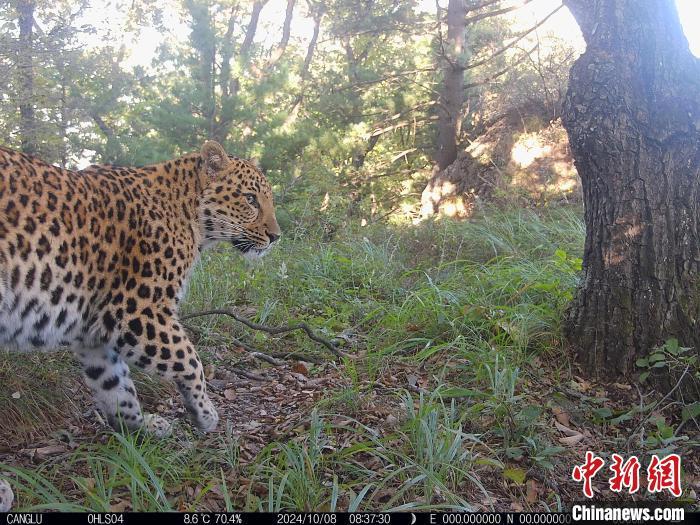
[184,206,583,360]
[2,205,697,511]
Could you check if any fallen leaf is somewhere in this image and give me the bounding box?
[526,479,540,504]
[553,419,585,446]
[30,445,67,460]
[292,362,309,376]
[553,419,579,437]
[559,434,585,446]
[109,498,131,512]
[572,377,592,392]
[552,406,570,427]
[11,392,20,399]
[223,389,236,400]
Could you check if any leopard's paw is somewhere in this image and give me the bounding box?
[142,413,172,438]
[192,404,219,433]
[0,480,14,512]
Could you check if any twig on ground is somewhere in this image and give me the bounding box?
[229,336,258,354]
[181,308,351,360]
[186,325,310,366]
[269,351,324,364]
[231,368,268,381]
[249,352,286,367]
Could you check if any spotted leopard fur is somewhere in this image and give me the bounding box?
[0,141,281,435]
[0,480,12,512]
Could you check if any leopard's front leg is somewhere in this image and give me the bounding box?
[116,307,218,432]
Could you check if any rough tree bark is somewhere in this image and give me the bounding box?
[562,0,700,381]
[17,0,36,155]
[434,0,468,171]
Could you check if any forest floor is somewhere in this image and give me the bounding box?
[1,205,698,511]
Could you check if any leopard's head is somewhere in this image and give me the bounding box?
[199,141,281,259]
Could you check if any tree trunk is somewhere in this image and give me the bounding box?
[284,3,322,128]
[17,0,36,155]
[265,0,295,68]
[562,0,700,381]
[213,0,268,144]
[435,0,467,170]
[239,0,267,62]
[185,0,216,138]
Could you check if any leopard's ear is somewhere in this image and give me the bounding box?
[201,141,230,176]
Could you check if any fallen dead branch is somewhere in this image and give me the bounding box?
[181,309,350,360]
[231,367,268,381]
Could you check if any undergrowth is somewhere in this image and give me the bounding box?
[2,206,698,510]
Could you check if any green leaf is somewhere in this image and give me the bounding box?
[475,457,505,469]
[503,467,527,485]
[636,357,649,368]
[609,409,637,425]
[649,353,666,363]
[659,425,674,440]
[593,407,613,419]
[681,402,700,422]
[440,387,487,399]
[663,338,680,354]
[639,371,650,383]
[505,447,524,460]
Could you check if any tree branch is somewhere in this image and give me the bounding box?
[466,3,563,70]
[468,0,504,12]
[464,0,535,25]
[464,43,538,89]
[181,309,350,359]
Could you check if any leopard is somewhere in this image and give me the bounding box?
[0,479,12,512]
[0,140,281,438]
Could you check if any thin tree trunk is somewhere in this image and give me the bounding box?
[214,0,268,143]
[435,0,467,171]
[214,6,238,144]
[562,0,700,382]
[284,4,322,127]
[185,0,216,139]
[59,60,67,167]
[266,0,295,68]
[240,0,267,62]
[17,0,36,155]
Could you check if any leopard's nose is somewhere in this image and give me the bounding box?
[268,232,280,243]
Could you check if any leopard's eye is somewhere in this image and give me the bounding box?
[244,194,257,206]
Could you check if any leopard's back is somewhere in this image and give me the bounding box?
[0,147,197,353]
[0,148,112,351]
